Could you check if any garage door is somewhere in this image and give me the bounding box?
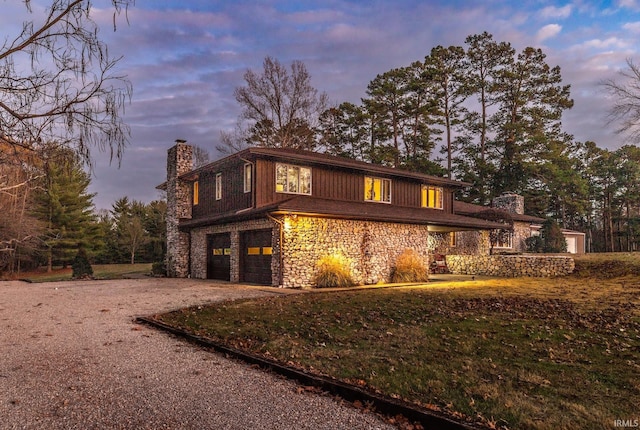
[240,229,273,285]
[207,233,231,281]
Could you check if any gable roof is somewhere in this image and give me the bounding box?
[453,200,545,224]
[178,147,469,188]
[179,195,507,231]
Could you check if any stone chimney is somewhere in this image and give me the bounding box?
[166,140,193,277]
[492,192,524,215]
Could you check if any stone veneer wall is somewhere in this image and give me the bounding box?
[190,218,278,283]
[446,255,575,277]
[493,193,525,215]
[166,142,193,277]
[281,215,430,288]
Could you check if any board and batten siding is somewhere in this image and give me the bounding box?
[191,158,252,219]
[254,158,455,211]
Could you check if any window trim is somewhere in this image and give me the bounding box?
[494,231,514,249]
[364,176,392,203]
[215,173,222,201]
[243,163,252,193]
[421,185,444,210]
[275,163,312,195]
[193,181,199,206]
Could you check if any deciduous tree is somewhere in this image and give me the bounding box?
[0,0,133,165]
[231,56,328,150]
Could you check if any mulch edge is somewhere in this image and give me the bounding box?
[135,315,481,430]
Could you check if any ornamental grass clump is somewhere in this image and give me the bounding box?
[392,249,429,283]
[313,254,356,288]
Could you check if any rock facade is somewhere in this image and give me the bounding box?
[493,193,525,215]
[190,218,278,283]
[446,255,575,277]
[280,215,431,288]
[166,141,193,277]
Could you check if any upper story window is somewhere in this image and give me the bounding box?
[276,163,312,195]
[193,181,199,205]
[364,176,391,203]
[421,185,443,209]
[244,163,252,193]
[215,173,222,200]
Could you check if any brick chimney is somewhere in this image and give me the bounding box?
[492,192,524,215]
[166,140,193,277]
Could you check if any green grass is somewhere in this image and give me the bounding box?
[11,263,153,282]
[156,253,640,430]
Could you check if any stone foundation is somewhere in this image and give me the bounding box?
[446,255,575,277]
[281,215,431,288]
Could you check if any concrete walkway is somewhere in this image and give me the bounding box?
[0,278,394,430]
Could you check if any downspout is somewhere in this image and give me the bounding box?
[267,213,285,287]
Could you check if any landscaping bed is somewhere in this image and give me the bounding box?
[153,255,640,429]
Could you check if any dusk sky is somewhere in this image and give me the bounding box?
[8,1,640,209]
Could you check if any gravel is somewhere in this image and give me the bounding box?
[0,278,395,430]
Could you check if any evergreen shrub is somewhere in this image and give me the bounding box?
[72,247,93,279]
[151,261,166,276]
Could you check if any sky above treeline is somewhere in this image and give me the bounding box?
[5,1,640,209]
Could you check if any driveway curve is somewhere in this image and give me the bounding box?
[0,278,394,430]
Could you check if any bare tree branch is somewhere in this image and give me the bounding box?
[602,58,640,143]
[0,0,134,167]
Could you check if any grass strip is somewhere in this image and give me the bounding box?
[155,276,640,430]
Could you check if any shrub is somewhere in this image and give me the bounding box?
[541,219,567,253]
[313,254,355,288]
[525,236,543,253]
[151,261,166,277]
[72,247,93,279]
[392,249,429,283]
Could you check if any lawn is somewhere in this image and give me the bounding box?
[4,263,153,282]
[154,253,640,430]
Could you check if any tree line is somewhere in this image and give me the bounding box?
[0,146,165,275]
[1,1,639,266]
[226,33,640,253]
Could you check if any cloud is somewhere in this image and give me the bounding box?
[618,0,640,11]
[579,37,628,50]
[623,21,640,33]
[539,4,572,19]
[536,24,562,42]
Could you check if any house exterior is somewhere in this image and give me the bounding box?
[160,140,505,287]
[442,193,585,255]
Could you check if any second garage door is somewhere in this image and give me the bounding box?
[240,229,273,285]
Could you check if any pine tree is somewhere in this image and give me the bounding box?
[489,47,573,196]
[33,149,99,271]
[541,219,567,253]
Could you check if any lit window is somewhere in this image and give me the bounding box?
[276,163,312,195]
[193,181,199,205]
[215,173,222,200]
[364,176,391,203]
[244,163,252,193]
[421,185,443,209]
[449,232,457,247]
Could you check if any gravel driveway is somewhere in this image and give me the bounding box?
[0,278,394,430]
